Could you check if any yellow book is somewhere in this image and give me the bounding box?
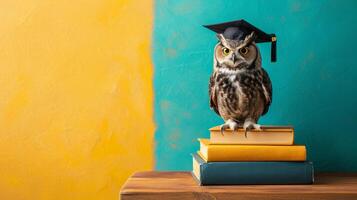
[209,125,294,145]
[198,139,306,162]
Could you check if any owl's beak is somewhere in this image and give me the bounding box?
[232,53,237,63]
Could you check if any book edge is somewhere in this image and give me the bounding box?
[191,153,205,185]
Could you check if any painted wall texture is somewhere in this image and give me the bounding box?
[0,0,154,200]
[153,0,357,172]
[1,0,357,199]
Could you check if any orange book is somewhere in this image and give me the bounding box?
[198,139,306,162]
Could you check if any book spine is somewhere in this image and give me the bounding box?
[200,161,314,185]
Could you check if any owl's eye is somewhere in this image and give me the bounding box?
[239,47,249,55]
[222,47,230,56]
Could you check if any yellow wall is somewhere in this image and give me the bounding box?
[0,0,154,199]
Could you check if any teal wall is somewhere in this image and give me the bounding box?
[153,0,357,172]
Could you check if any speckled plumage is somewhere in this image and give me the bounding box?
[209,33,272,132]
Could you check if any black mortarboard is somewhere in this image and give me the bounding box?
[203,19,277,62]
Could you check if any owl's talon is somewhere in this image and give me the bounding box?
[233,126,239,134]
[243,119,260,138]
[244,126,252,138]
[253,124,262,131]
[221,119,239,135]
[220,124,229,135]
[243,120,262,137]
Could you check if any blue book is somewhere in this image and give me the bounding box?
[192,153,314,185]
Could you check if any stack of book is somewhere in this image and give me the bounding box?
[192,126,314,185]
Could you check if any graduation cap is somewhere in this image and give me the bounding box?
[203,19,277,62]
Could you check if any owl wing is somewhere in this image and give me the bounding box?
[261,68,272,115]
[209,73,220,115]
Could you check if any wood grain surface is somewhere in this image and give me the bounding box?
[120,171,357,200]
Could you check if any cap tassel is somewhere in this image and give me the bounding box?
[271,34,277,62]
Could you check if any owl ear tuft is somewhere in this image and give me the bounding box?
[243,32,256,45]
[216,33,224,41]
[216,34,229,47]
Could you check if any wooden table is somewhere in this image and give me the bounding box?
[120,171,357,200]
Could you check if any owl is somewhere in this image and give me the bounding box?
[209,31,272,134]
